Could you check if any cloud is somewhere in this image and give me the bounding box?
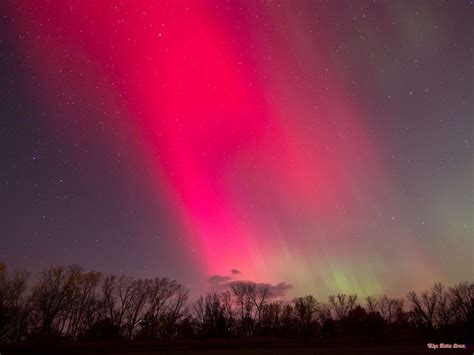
[266,282,293,298]
[223,280,293,299]
[208,275,232,285]
[207,271,292,299]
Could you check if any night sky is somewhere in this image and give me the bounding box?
[1,0,472,298]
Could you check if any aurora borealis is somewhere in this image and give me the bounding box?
[1,1,472,299]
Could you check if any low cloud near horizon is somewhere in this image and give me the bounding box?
[207,270,293,298]
[208,275,232,285]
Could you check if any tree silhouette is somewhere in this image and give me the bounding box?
[294,295,319,336]
[328,294,357,319]
[407,288,437,329]
[0,262,472,347]
[0,263,29,342]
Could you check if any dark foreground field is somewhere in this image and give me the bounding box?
[0,347,470,355]
[111,346,469,355]
[1,341,472,355]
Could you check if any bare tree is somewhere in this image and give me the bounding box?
[194,292,223,336]
[328,294,357,319]
[0,264,30,342]
[230,282,246,327]
[123,278,149,339]
[66,270,102,338]
[280,303,295,334]
[391,298,407,325]
[31,265,82,335]
[101,274,132,334]
[161,283,188,339]
[318,303,333,323]
[407,288,438,328]
[294,295,319,335]
[449,282,474,323]
[230,282,256,335]
[253,285,271,325]
[2,261,474,344]
[260,301,282,335]
[101,274,118,325]
[379,295,396,323]
[365,296,379,314]
[144,278,182,339]
[433,283,452,327]
[220,290,234,331]
[191,295,206,327]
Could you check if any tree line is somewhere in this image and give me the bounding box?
[0,262,472,344]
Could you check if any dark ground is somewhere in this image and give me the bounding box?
[1,340,472,355]
[110,346,470,355]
